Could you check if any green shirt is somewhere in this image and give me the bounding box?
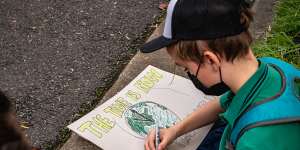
[219,60,300,150]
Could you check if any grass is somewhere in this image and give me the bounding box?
[253,0,300,68]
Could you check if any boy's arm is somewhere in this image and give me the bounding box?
[172,97,224,137]
[145,97,224,150]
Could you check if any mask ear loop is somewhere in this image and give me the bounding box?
[216,55,224,83]
[195,63,201,77]
[219,67,223,83]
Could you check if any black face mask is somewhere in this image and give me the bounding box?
[187,65,230,96]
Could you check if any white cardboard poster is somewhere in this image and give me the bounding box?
[68,65,214,150]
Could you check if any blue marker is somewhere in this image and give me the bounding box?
[155,124,160,150]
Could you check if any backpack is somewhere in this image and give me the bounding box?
[230,57,300,148]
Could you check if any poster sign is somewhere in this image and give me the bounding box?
[68,65,214,150]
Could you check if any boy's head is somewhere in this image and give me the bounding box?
[141,0,254,59]
[0,91,32,150]
[141,0,255,93]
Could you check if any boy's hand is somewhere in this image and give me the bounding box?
[144,127,178,150]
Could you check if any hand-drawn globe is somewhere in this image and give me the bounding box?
[123,101,180,137]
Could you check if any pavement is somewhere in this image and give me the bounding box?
[0,0,162,149]
[60,22,182,150]
[59,0,277,149]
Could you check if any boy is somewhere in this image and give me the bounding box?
[141,0,300,150]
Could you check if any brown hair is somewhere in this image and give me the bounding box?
[170,7,254,63]
[0,91,32,150]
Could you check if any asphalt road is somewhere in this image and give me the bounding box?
[0,0,160,148]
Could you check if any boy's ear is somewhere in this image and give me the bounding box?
[0,91,11,113]
[203,51,221,71]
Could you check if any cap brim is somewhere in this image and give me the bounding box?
[140,36,177,53]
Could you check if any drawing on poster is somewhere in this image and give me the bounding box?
[68,66,213,150]
[123,101,180,137]
[120,101,203,147]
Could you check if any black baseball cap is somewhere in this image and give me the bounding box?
[141,0,251,53]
